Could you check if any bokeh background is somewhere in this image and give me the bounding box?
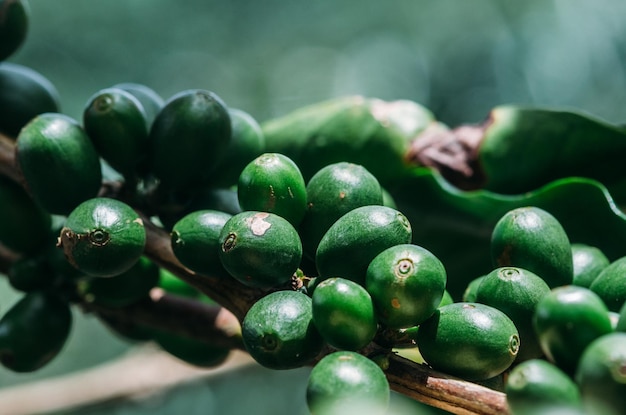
[11,0,626,127]
[3,0,626,414]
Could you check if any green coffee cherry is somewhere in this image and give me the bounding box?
[306,350,390,415]
[157,187,241,230]
[576,332,626,415]
[209,108,265,188]
[475,267,551,361]
[237,153,307,226]
[381,187,397,209]
[0,174,51,255]
[375,289,453,351]
[462,275,485,303]
[189,187,242,216]
[311,277,377,351]
[0,64,60,129]
[152,329,230,368]
[616,301,626,332]
[572,243,610,288]
[506,359,583,415]
[589,256,626,312]
[16,113,102,215]
[171,209,232,278]
[316,205,412,286]
[0,292,72,372]
[97,314,153,343]
[58,197,146,278]
[491,206,573,288]
[218,211,302,289]
[112,82,164,127]
[157,268,199,298]
[533,285,613,374]
[77,256,159,308]
[439,289,454,307]
[148,89,231,190]
[6,222,85,293]
[416,302,520,381]
[83,87,150,179]
[242,290,324,369]
[7,255,51,292]
[609,311,620,330]
[299,162,383,259]
[42,232,85,282]
[0,61,58,137]
[366,244,446,329]
[0,0,29,62]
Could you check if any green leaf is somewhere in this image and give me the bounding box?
[392,168,626,299]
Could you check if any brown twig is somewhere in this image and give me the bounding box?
[0,133,21,184]
[0,241,20,274]
[0,131,509,415]
[386,353,507,415]
[83,288,244,351]
[141,216,265,321]
[407,122,487,190]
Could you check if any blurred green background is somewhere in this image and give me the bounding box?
[3,0,626,413]
[10,0,626,127]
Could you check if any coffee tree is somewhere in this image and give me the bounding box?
[2,1,626,414]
